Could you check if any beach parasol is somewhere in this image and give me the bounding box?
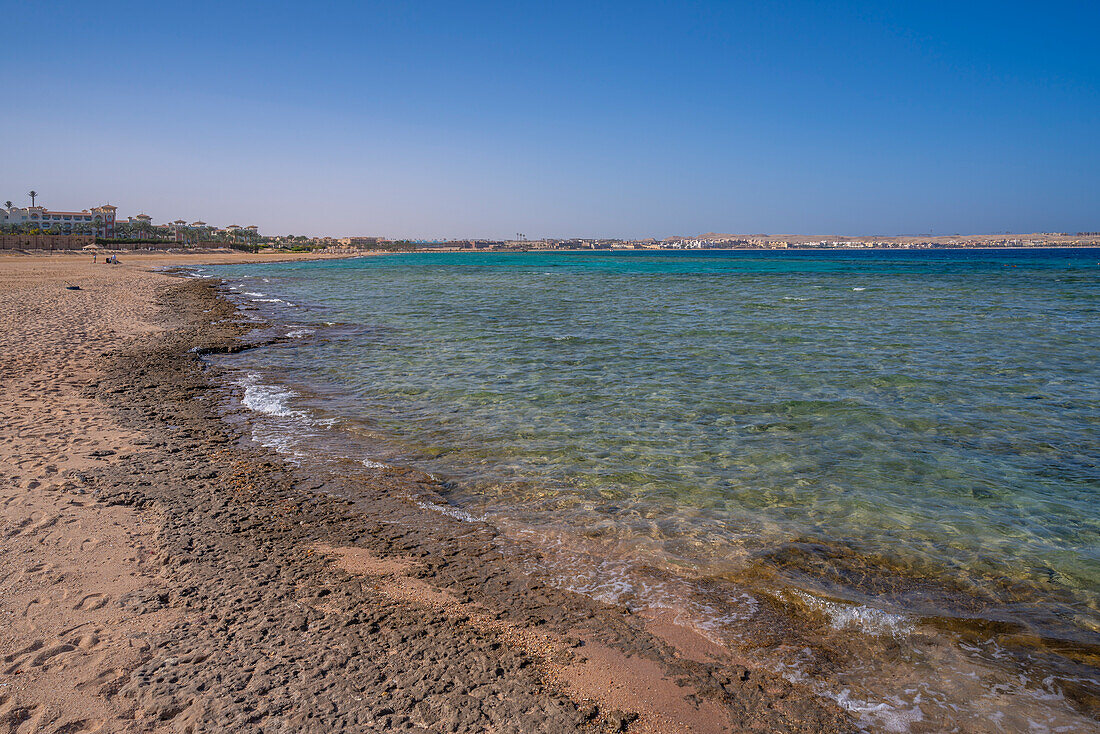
[82,244,100,250]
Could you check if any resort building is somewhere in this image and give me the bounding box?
[1,204,116,237]
[123,213,153,226]
[2,199,269,245]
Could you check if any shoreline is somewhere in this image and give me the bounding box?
[205,251,1100,731]
[0,255,852,732]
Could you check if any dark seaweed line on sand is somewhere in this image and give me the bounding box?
[82,276,854,733]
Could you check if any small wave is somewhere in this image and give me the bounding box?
[517,527,760,644]
[362,458,388,469]
[249,426,304,465]
[252,298,295,306]
[238,375,313,422]
[781,296,809,301]
[793,591,911,637]
[234,375,331,465]
[852,287,867,291]
[243,291,267,297]
[414,499,484,523]
[286,328,315,339]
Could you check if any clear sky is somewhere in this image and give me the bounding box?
[3,1,1097,239]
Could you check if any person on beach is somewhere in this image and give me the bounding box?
[93,252,97,264]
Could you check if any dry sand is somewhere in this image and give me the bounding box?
[0,251,854,733]
[0,252,344,731]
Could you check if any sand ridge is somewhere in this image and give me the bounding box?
[319,544,734,734]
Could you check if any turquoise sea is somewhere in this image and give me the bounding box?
[203,249,1100,732]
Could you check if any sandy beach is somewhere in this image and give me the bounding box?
[0,251,852,733]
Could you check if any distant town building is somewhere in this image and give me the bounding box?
[337,236,385,247]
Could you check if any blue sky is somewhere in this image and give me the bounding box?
[3,1,1097,238]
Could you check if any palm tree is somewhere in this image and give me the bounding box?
[27,191,38,207]
[4,201,12,209]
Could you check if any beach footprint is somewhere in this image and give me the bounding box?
[51,719,106,734]
[73,593,109,612]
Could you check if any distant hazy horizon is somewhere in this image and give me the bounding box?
[3,1,1097,239]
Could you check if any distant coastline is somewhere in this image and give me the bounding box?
[396,243,1100,255]
[364,234,1100,255]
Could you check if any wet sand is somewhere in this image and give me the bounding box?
[0,252,852,732]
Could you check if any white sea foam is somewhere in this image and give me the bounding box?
[853,287,867,291]
[234,375,322,465]
[243,291,266,297]
[286,328,315,339]
[514,526,760,643]
[830,689,924,733]
[773,652,927,732]
[362,458,388,469]
[555,559,638,606]
[241,380,299,418]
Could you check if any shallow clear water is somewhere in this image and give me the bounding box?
[206,249,1100,731]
